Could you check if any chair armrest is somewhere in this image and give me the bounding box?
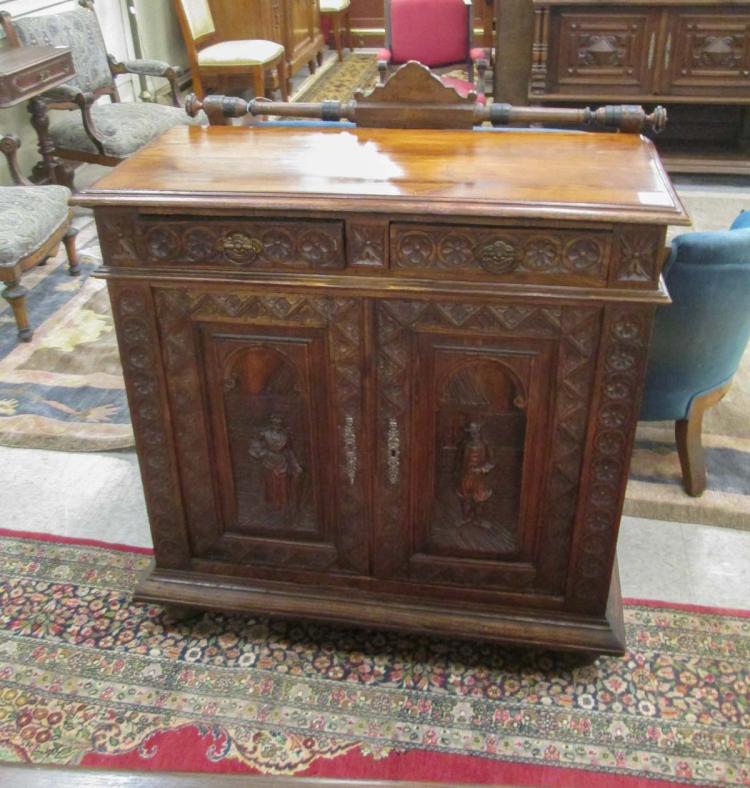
[0,134,32,186]
[108,55,183,108]
[68,91,106,156]
[42,84,87,104]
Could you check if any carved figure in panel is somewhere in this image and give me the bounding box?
[430,356,528,557]
[222,345,316,536]
[455,421,495,523]
[249,414,303,512]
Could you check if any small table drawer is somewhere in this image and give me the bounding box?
[0,48,75,108]
[390,223,612,284]
[130,216,346,270]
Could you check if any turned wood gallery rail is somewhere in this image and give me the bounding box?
[186,60,668,132]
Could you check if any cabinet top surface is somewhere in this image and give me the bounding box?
[76,126,689,225]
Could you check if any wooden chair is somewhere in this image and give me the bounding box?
[0,0,200,189]
[640,213,750,496]
[172,0,289,101]
[378,0,488,100]
[0,135,78,342]
[319,0,352,62]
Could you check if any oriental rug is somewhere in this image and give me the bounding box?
[0,217,132,452]
[0,532,748,786]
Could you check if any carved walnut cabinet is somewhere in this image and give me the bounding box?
[76,126,688,654]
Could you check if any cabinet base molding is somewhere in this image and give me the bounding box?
[135,568,626,655]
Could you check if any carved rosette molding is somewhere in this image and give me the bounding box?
[375,299,599,590]
[567,304,654,611]
[110,284,191,569]
[392,225,610,280]
[98,212,345,270]
[155,291,367,575]
[613,227,663,285]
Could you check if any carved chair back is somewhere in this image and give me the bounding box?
[0,0,116,102]
[384,0,473,68]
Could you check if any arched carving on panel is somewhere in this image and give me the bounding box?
[221,345,316,537]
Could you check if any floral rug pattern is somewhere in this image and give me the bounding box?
[0,534,748,784]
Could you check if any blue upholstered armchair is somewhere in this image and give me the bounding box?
[640,211,750,496]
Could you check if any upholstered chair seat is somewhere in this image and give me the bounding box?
[0,186,71,268]
[197,40,285,67]
[640,211,750,496]
[48,102,204,158]
[0,134,78,342]
[320,0,350,11]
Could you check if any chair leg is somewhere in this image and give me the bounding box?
[278,59,289,102]
[192,69,206,100]
[674,381,732,497]
[332,13,344,61]
[251,66,266,101]
[316,50,323,67]
[345,9,352,53]
[63,225,81,276]
[308,58,317,74]
[2,279,33,342]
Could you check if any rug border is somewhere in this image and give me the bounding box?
[2,528,748,619]
[0,527,153,555]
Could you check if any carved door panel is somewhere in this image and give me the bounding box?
[154,290,367,577]
[374,299,602,601]
[659,11,750,97]
[550,10,660,95]
[286,0,319,69]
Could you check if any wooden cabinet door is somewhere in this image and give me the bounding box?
[373,298,603,603]
[549,9,660,96]
[285,0,320,71]
[154,289,368,579]
[659,10,750,98]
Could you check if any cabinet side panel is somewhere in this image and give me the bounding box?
[567,303,655,613]
[108,282,191,568]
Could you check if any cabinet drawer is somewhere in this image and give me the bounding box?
[390,223,611,284]
[114,215,346,270]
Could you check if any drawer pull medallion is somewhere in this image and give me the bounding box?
[477,239,518,274]
[343,414,357,486]
[222,232,263,264]
[387,417,400,485]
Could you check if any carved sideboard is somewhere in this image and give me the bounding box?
[529,0,750,172]
[76,126,688,654]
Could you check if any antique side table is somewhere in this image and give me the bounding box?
[0,45,74,183]
[75,126,689,654]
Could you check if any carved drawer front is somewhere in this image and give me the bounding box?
[133,216,345,270]
[551,10,659,95]
[0,53,75,106]
[661,12,750,96]
[153,290,368,578]
[374,298,603,604]
[390,223,611,284]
